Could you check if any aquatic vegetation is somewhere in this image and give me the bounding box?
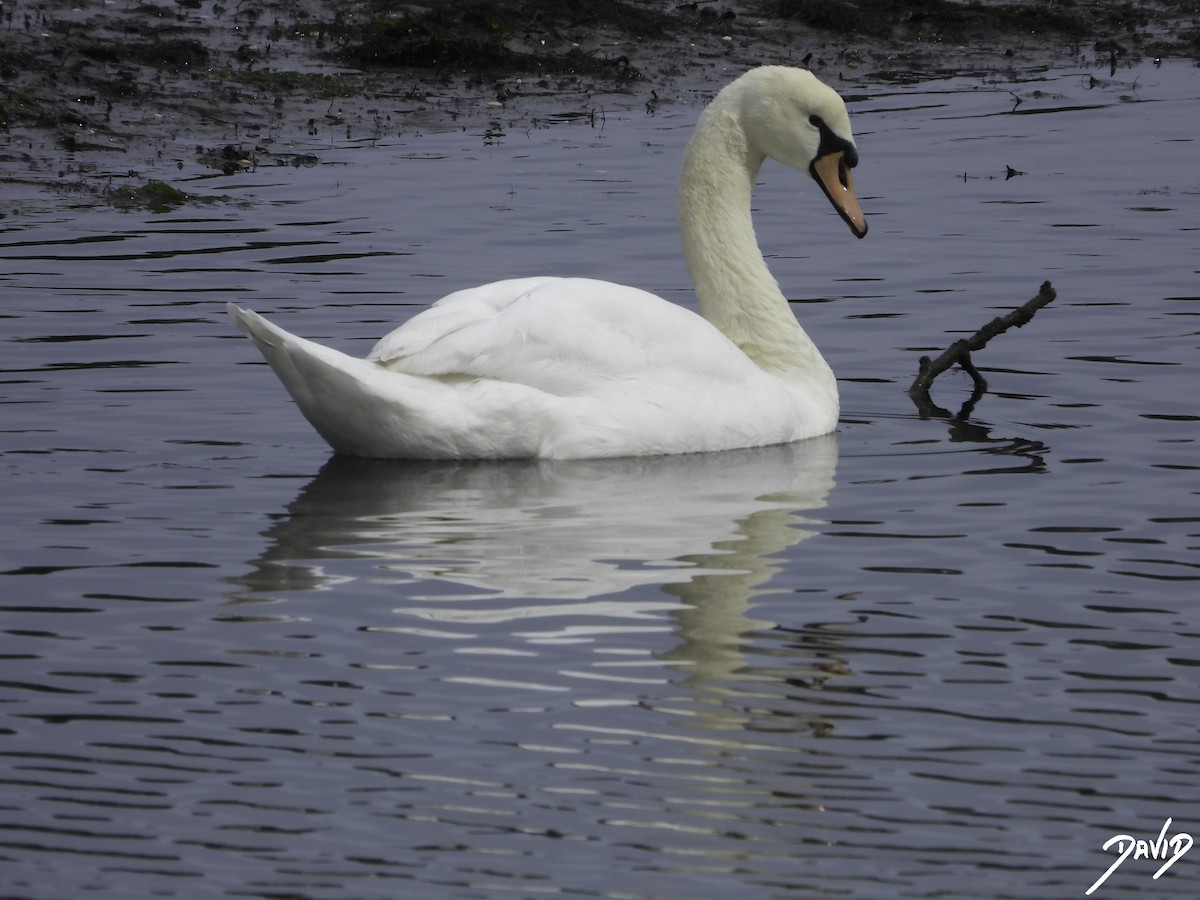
[104,180,192,213]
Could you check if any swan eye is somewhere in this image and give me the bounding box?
[809,114,858,168]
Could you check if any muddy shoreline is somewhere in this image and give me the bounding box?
[2,0,1196,210]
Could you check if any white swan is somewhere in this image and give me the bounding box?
[229,66,867,459]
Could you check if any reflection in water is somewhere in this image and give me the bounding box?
[235,435,838,603]
[935,412,1050,474]
[233,437,839,711]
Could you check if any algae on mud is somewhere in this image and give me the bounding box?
[1,0,1197,208]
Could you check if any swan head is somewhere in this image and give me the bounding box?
[739,67,867,239]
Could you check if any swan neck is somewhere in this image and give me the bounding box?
[677,94,832,387]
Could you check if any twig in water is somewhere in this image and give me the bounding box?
[908,280,1057,401]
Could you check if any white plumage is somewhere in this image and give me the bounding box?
[229,66,867,459]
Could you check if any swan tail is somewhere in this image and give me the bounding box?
[227,304,352,408]
[228,304,443,457]
[228,303,307,373]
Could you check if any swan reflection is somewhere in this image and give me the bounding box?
[236,435,838,605]
[233,437,843,732]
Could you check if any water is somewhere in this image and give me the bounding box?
[2,57,1199,899]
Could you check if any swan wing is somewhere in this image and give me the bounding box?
[367,276,763,394]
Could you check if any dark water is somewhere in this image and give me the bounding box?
[2,58,1198,899]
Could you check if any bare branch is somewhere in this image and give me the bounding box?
[908,281,1057,400]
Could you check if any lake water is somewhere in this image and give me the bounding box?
[2,55,1198,899]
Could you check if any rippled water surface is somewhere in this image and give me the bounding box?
[3,58,1199,899]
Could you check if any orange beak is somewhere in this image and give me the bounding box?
[811,150,867,238]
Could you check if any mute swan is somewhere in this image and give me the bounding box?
[229,66,867,459]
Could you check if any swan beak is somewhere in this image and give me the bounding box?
[811,151,867,239]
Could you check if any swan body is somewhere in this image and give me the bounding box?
[229,66,867,459]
